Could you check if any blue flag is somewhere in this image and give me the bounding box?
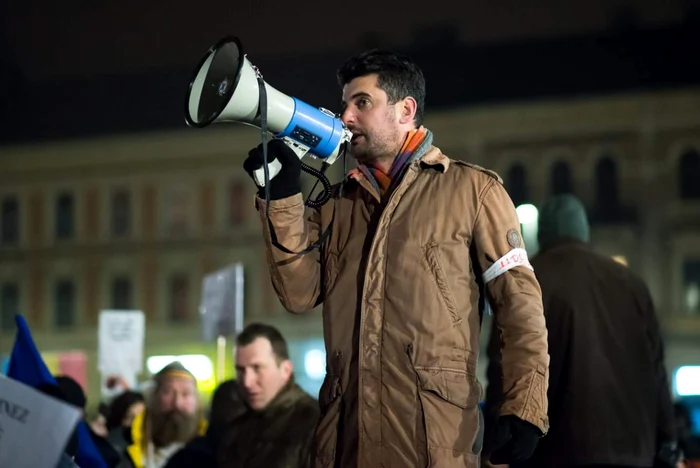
[8,314,108,468]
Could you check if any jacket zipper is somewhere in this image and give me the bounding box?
[357,165,419,458]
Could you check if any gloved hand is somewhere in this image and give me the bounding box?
[489,415,542,464]
[243,138,302,200]
[654,441,683,468]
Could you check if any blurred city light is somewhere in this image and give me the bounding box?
[304,349,326,380]
[516,204,539,255]
[516,204,539,225]
[612,255,628,266]
[146,354,214,382]
[675,366,700,396]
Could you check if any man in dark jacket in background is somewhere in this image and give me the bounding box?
[219,323,319,468]
[483,194,680,468]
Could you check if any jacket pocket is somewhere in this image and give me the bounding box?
[422,242,462,325]
[313,351,343,467]
[408,346,484,460]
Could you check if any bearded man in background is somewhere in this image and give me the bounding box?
[115,362,207,468]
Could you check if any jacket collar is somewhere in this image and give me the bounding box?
[244,380,308,418]
[347,146,450,185]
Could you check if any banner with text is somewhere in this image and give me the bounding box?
[0,376,82,468]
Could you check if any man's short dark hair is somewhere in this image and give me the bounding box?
[236,323,290,362]
[337,49,426,127]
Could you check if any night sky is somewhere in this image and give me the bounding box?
[4,0,699,82]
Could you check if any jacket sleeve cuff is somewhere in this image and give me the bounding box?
[254,193,304,211]
[500,366,550,435]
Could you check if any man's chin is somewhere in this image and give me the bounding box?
[349,148,373,163]
[246,398,267,411]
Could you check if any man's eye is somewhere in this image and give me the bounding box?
[357,99,369,108]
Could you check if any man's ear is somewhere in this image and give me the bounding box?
[281,359,293,382]
[398,96,418,125]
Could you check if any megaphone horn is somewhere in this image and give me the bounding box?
[184,36,352,187]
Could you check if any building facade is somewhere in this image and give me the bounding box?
[1,87,699,402]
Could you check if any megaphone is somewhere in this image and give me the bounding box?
[184,36,352,187]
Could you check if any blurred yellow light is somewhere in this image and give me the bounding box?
[612,255,627,266]
[146,354,216,393]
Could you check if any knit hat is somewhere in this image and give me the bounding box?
[154,361,196,384]
[537,194,590,249]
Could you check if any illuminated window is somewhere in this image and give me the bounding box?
[612,255,628,266]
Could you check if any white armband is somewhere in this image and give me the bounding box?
[482,248,533,283]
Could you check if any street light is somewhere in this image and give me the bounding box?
[675,366,700,396]
[516,204,539,225]
[516,204,539,255]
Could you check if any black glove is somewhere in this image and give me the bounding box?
[489,415,542,464]
[654,441,683,468]
[243,138,302,200]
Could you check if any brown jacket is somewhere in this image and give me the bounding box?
[257,145,549,468]
[485,240,676,467]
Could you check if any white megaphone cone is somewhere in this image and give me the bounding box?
[184,36,351,187]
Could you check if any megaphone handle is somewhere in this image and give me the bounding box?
[254,158,282,187]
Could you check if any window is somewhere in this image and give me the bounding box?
[680,150,700,200]
[168,274,190,323]
[228,181,248,227]
[505,163,528,207]
[112,190,131,237]
[1,282,19,332]
[54,279,76,328]
[1,197,19,244]
[55,193,75,240]
[595,156,619,207]
[550,161,573,195]
[683,260,700,315]
[111,276,132,310]
[165,188,190,235]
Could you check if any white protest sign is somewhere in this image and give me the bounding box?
[0,377,82,468]
[98,310,145,394]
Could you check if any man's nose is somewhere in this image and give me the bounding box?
[340,108,354,126]
[173,394,189,412]
[242,370,256,390]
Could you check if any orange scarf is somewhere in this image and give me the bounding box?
[361,126,428,196]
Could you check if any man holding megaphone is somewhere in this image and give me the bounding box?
[185,40,549,468]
